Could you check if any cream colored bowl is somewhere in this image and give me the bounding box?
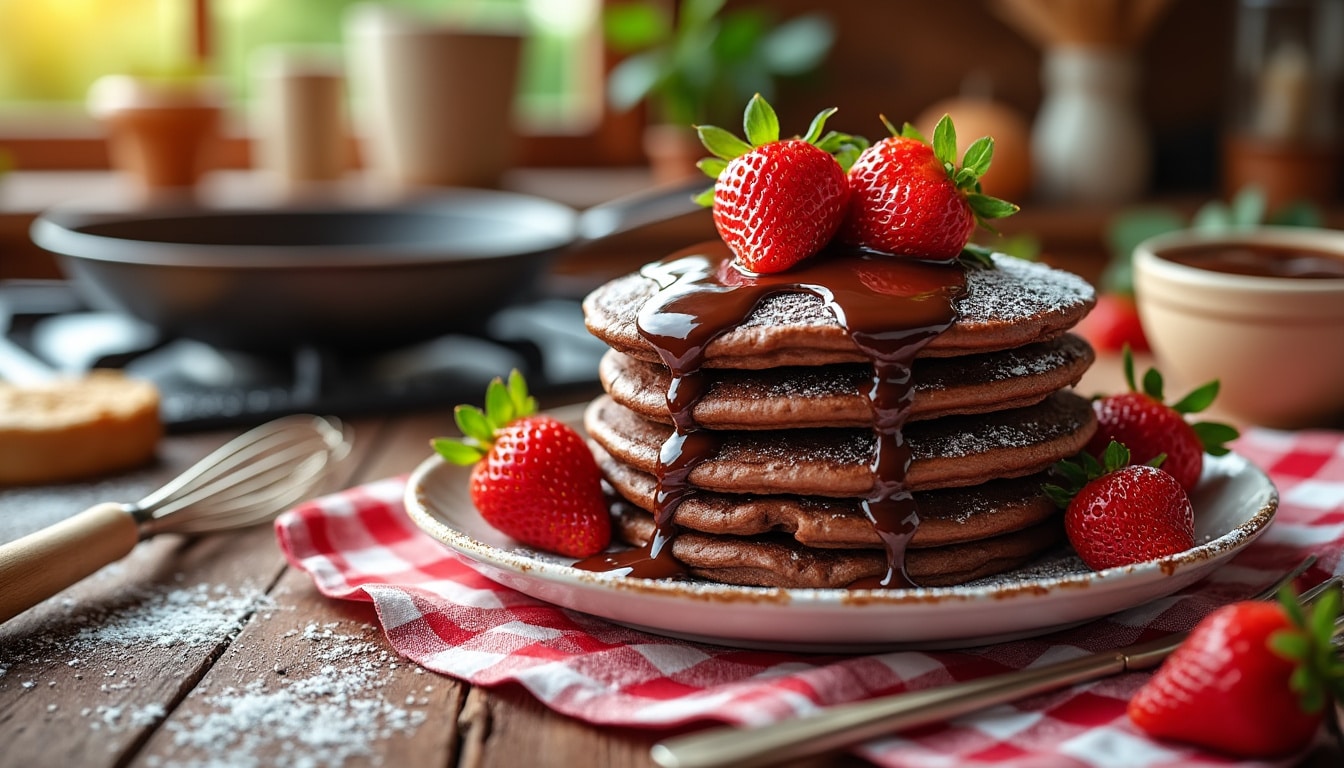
[1133,227,1344,428]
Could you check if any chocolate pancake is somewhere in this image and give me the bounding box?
[613,504,1064,589]
[583,244,1096,369]
[600,334,1095,429]
[584,391,1096,496]
[593,442,1057,549]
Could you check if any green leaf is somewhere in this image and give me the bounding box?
[1101,440,1131,473]
[693,185,716,207]
[697,157,728,178]
[1268,200,1324,227]
[1229,185,1267,227]
[931,114,957,167]
[697,124,752,160]
[1122,345,1138,392]
[602,2,673,52]
[454,405,494,444]
[1191,201,1233,232]
[506,369,536,418]
[1280,584,1308,627]
[1270,630,1311,661]
[1146,452,1167,469]
[432,437,485,466]
[1042,482,1073,509]
[967,193,1019,220]
[959,244,996,269]
[605,52,664,112]
[953,167,977,188]
[760,14,835,75]
[1310,587,1339,642]
[1192,421,1240,456]
[484,377,514,429]
[833,143,864,173]
[1141,366,1165,401]
[801,107,837,145]
[875,114,900,138]
[961,136,994,178]
[743,93,779,146]
[899,120,923,141]
[1171,380,1220,414]
[683,0,727,28]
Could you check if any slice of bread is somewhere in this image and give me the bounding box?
[0,371,162,485]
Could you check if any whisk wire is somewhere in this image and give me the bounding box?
[133,415,351,536]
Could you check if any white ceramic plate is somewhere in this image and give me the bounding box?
[404,423,1278,651]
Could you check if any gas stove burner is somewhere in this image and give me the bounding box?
[0,280,605,432]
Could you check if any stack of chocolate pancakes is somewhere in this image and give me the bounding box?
[574,240,1098,589]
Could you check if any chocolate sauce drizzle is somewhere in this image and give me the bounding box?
[575,241,967,587]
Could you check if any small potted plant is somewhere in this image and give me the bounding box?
[604,0,835,181]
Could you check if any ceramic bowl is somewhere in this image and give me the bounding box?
[1133,227,1344,428]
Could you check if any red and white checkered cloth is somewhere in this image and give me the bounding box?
[276,428,1344,768]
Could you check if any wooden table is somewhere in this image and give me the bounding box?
[0,357,1338,768]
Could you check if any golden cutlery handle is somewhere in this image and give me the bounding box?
[0,502,139,624]
[650,652,1126,768]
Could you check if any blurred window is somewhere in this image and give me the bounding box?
[0,0,610,165]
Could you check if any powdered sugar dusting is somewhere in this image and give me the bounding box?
[160,621,427,768]
[0,583,430,767]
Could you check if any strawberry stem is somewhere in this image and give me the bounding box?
[432,369,538,466]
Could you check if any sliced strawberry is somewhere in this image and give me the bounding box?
[433,370,610,558]
[1129,586,1344,758]
[1087,347,1239,491]
[842,115,1018,261]
[694,95,866,274]
[1045,441,1194,571]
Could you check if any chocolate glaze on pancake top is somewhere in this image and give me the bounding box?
[574,240,967,587]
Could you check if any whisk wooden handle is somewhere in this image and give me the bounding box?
[0,502,139,624]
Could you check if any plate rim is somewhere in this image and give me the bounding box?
[402,448,1280,609]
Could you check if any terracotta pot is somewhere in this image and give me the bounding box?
[643,124,704,185]
[87,75,223,198]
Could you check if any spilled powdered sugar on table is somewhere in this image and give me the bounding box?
[0,572,431,767]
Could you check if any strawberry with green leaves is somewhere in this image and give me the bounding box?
[842,114,1019,261]
[695,94,867,274]
[1045,441,1195,571]
[1129,585,1344,758]
[1087,346,1239,491]
[433,371,610,558]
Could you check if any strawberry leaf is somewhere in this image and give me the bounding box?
[899,120,924,141]
[743,93,779,147]
[432,437,485,466]
[697,157,728,179]
[953,167,978,188]
[1192,421,1239,456]
[484,377,515,429]
[967,193,1019,220]
[506,368,537,418]
[878,114,901,138]
[1171,380,1220,414]
[1042,482,1073,509]
[961,136,994,178]
[1101,440,1132,473]
[801,107,837,145]
[693,186,715,207]
[959,244,997,270]
[833,142,864,173]
[1142,366,1165,402]
[932,114,957,168]
[697,125,752,160]
[1122,345,1138,392]
[454,405,494,444]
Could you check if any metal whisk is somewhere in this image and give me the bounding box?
[0,414,352,624]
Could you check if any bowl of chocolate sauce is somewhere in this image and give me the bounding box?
[1134,227,1344,429]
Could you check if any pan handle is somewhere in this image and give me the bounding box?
[575,177,707,243]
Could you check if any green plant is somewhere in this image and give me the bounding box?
[604,0,834,127]
[1103,185,1323,296]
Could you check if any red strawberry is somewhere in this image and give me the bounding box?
[1129,586,1344,758]
[694,94,866,273]
[1074,292,1150,353]
[842,115,1018,260]
[1087,346,1239,491]
[432,370,610,558]
[1045,441,1194,571]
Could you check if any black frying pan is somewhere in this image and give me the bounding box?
[29,182,703,353]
